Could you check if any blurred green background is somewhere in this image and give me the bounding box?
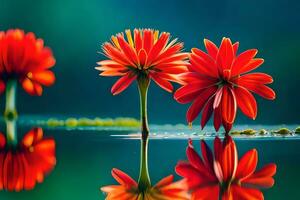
[0,0,299,124]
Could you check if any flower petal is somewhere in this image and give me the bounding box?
[191,185,219,200]
[238,58,264,75]
[175,81,216,104]
[111,168,138,188]
[221,86,237,124]
[238,81,276,100]
[150,72,173,93]
[189,50,218,78]
[234,86,257,120]
[102,43,131,66]
[229,185,264,200]
[186,87,217,123]
[235,149,258,181]
[111,73,136,95]
[204,39,218,59]
[0,133,6,148]
[237,72,273,85]
[220,136,238,181]
[175,162,216,189]
[186,140,206,171]
[216,38,234,71]
[213,107,222,132]
[233,42,239,56]
[21,78,43,96]
[231,49,258,76]
[0,80,5,94]
[147,32,170,65]
[201,97,214,129]
[200,140,213,169]
[117,34,139,66]
[31,70,55,86]
[243,163,276,188]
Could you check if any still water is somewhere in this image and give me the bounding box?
[0,123,300,200]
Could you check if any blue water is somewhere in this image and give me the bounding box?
[0,120,300,199]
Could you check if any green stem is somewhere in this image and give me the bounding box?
[4,80,18,119]
[137,76,151,191]
[4,80,18,146]
[6,119,17,146]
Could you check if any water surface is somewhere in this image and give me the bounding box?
[0,123,299,200]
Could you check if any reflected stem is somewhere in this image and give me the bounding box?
[4,79,18,146]
[137,75,151,191]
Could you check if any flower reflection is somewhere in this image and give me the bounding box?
[0,126,56,191]
[176,136,276,200]
[101,168,190,200]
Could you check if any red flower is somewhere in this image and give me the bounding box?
[0,128,56,191]
[176,136,276,200]
[174,38,275,132]
[96,29,188,94]
[101,168,190,200]
[0,29,56,96]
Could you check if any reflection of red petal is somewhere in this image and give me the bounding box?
[220,137,238,181]
[111,168,137,188]
[230,185,264,200]
[0,129,56,191]
[235,149,258,181]
[177,136,276,200]
[102,168,189,199]
[243,164,276,188]
[191,184,219,200]
[186,140,205,170]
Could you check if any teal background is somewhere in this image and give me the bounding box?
[0,0,299,124]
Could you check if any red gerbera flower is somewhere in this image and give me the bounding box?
[96,29,188,94]
[0,29,56,96]
[176,136,276,200]
[174,38,275,133]
[101,168,190,200]
[0,127,56,191]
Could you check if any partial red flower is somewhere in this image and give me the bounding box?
[96,29,188,94]
[101,168,190,200]
[0,29,56,96]
[176,136,276,200]
[174,38,275,133]
[0,127,56,191]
